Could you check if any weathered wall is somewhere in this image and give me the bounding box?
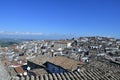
[0,61,11,80]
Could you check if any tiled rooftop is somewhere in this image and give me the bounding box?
[48,56,83,71]
[12,68,120,80]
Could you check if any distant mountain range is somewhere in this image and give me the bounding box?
[0,34,71,40]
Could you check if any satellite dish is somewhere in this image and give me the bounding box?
[27,66,31,71]
[19,73,22,76]
[77,68,80,72]
[24,72,27,76]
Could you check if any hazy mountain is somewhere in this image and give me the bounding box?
[0,34,71,40]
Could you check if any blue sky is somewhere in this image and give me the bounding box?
[0,0,120,39]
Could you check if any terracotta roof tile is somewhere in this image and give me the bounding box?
[48,56,83,71]
[14,67,24,74]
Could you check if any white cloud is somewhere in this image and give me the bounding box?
[0,31,5,33]
[0,31,43,35]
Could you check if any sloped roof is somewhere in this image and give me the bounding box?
[31,69,48,75]
[28,55,50,65]
[48,56,83,71]
[14,67,24,75]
